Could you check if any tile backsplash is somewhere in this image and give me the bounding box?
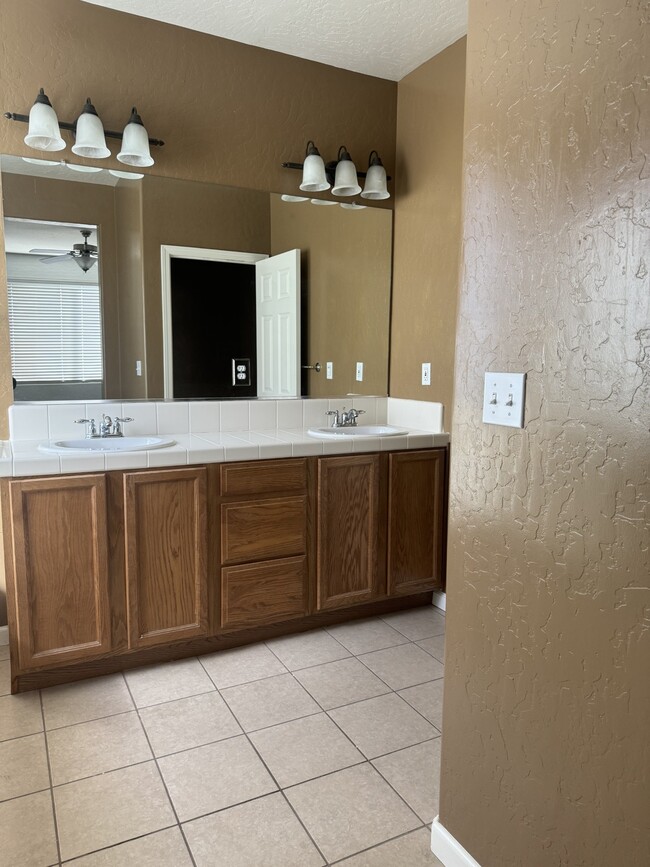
[7,397,444,442]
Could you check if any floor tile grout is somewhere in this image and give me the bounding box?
[2,610,445,865]
[38,689,63,867]
[121,675,199,867]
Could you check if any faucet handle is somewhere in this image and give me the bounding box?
[325,410,340,428]
[74,418,97,438]
[114,417,133,437]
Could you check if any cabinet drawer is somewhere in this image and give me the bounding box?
[220,459,307,497]
[221,496,307,564]
[221,556,308,628]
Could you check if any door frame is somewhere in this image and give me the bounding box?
[161,245,268,398]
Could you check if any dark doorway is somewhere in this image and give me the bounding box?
[170,257,257,398]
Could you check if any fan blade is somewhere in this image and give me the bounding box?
[39,254,74,264]
[29,248,69,254]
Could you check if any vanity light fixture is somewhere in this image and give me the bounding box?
[331,146,361,197]
[298,141,330,192]
[360,151,389,200]
[282,142,390,201]
[71,98,110,159]
[22,89,65,152]
[117,108,154,167]
[4,89,164,166]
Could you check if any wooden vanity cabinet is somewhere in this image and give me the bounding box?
[316,454,387,610]
[387,450,447,595]
[216,458,312,629]
[1,446,447,692]
[2,474,115,670]
[121,467,209,649]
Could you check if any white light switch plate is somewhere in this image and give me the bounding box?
[483,372,526,428]
[356,362,364,382]
[422,362,431,386]
[326,362,333,379]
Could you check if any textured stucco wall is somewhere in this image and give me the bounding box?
[440,1,650,865]
[390,39,465,416]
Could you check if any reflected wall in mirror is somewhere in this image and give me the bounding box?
[1,155,392,401]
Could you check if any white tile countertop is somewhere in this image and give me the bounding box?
[0,398,449,477]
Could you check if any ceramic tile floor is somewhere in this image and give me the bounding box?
[0,605,446,866]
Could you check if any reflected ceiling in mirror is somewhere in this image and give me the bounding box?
[1,155,392,402]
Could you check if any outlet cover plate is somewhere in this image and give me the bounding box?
[483,372,526,428]
[326,361,333,379]
[356,362,364,382]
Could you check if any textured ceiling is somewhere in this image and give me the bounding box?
[81,0,467,80]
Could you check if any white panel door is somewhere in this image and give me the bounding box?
[255,249,300,398]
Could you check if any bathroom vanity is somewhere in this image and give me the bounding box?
[1,447,447,693]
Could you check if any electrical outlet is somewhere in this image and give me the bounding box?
[356,362,364,382]
[421,362,431,386]
[482,372,526,428]
[232,358,251,386]
[326,361,333,379]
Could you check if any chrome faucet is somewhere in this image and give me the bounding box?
[74,415,133,438]
[325,407,366,428]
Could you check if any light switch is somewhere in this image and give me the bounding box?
[356,362,364,382]
[483,372,526,428]
[421,362,431,386]
[326,361,333,379]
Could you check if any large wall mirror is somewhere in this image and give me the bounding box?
[1,155,392,402]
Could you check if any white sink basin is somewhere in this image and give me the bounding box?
[308,424,407,439]
[39,436,176,453]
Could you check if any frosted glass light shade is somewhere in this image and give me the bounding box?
[361,151,390,200]
[117,108,154,167]
[361,165,389,199]
[332,147,361,196]
[24,89,65,152]
[72,99,110,159]
[299,143,329,192]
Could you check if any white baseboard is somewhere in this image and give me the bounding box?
[431,817,482,867]
[0,625,8,646]
[431,591,446,612]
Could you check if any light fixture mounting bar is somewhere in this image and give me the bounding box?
[3,111,165,147]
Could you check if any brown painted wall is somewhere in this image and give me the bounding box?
[270,195,392,397]
[390,39,465,419]
[0,0,397,433]
[440,2,650,866]
[114,181,146,399]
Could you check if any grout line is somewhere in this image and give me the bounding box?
[38,689,63,867]
[59,824,180,865]
[327,823,430,865]
[196,655,329,866]
[121,677,199,867]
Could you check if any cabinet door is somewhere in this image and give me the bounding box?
[124,467,208,648]
[8,474,112,670]
[316,454,384,610]
[387,450,446,595]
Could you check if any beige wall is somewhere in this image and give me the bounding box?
[390,39,466,420]
[440,2,650,865]
[0,0,397,433]
[270,195,392,397]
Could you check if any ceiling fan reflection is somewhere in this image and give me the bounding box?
[30,228,98,272]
